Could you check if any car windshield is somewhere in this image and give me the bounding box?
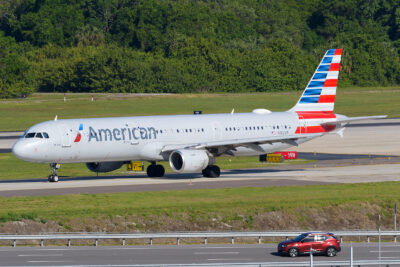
[292,234,307,242]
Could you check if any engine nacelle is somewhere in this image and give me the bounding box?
[169,149,211,173]
[86,161,125,173]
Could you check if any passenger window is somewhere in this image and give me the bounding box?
[302,236,315,242]
[43,132,49,138]
[35,132,43,138]
[25,132,35,138]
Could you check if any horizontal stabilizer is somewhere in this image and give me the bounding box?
[321,115,387,126]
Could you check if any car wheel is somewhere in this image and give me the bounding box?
[288,247,299,257]
[326,247,337,257]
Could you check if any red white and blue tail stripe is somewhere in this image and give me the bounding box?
[290,49,342,113]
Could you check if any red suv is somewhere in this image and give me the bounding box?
[278,232,341,257]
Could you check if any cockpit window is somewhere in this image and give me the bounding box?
[25,132,35,138]
[35,132,43,138]
[43,132,49,138]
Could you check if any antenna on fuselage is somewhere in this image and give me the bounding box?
[231,108,234,114]
[54,115,58,121]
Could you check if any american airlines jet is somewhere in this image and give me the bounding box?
[12,49,385,182]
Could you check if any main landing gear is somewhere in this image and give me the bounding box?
[48,163,60,182]
[202,165,220,178]
[146,163,165,177]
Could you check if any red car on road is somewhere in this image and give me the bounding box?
[278,232,341,257]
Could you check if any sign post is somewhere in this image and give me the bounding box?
[378,214,381,264]
[395,202,397,242]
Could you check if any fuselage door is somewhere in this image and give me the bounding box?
[212,121,222,140]
[58,124,72,147]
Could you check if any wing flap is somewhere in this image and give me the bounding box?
[161,133,323,152]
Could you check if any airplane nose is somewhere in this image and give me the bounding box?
[12,141,30,161]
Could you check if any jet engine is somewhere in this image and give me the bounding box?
[86,161,125,173]
[169,149,212,173]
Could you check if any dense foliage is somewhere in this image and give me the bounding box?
[0,0,399,97]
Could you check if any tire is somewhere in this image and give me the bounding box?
[203,165,220,178]
[209,165,220,177]
[288,247,299,257]
[325,247,337,257]
[48,175,59,182]
[155,165,165,177]
[146,165,156,177]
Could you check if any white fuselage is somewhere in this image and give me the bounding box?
[12,111,317,164]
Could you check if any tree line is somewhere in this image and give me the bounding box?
[0,0,399,98]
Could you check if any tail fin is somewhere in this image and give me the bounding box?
[289,49,342,113]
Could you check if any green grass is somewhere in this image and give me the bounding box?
[0,87,399,131]
[0,153,313,180]
[0,181,399,224]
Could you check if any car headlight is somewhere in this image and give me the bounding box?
[281,245,287,248]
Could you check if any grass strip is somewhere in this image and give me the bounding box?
[0,88,399,131]
[0,182,398,226]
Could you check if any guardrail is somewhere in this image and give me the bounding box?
[0,230,399,247]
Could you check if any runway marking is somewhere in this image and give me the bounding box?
[19,254,63,257]
[194,252,239,255]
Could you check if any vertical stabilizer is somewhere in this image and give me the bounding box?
[290,49,342,112]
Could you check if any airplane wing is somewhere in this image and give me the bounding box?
[161,133,323,153]
[321,115,387,126]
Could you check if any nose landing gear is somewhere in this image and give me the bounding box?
[48,163,60,182]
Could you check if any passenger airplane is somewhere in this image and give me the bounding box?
[12,49,386,182]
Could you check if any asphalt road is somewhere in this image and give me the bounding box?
[0,153,399,197]
[0,119,399,197]
[0,243,399,266]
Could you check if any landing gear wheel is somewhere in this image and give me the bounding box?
[202,165,220,178]
[325,247,337,257]
[48,163,60,183]
[155,165,165,177]
[48,175,59,182]
[146,164,165,177]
